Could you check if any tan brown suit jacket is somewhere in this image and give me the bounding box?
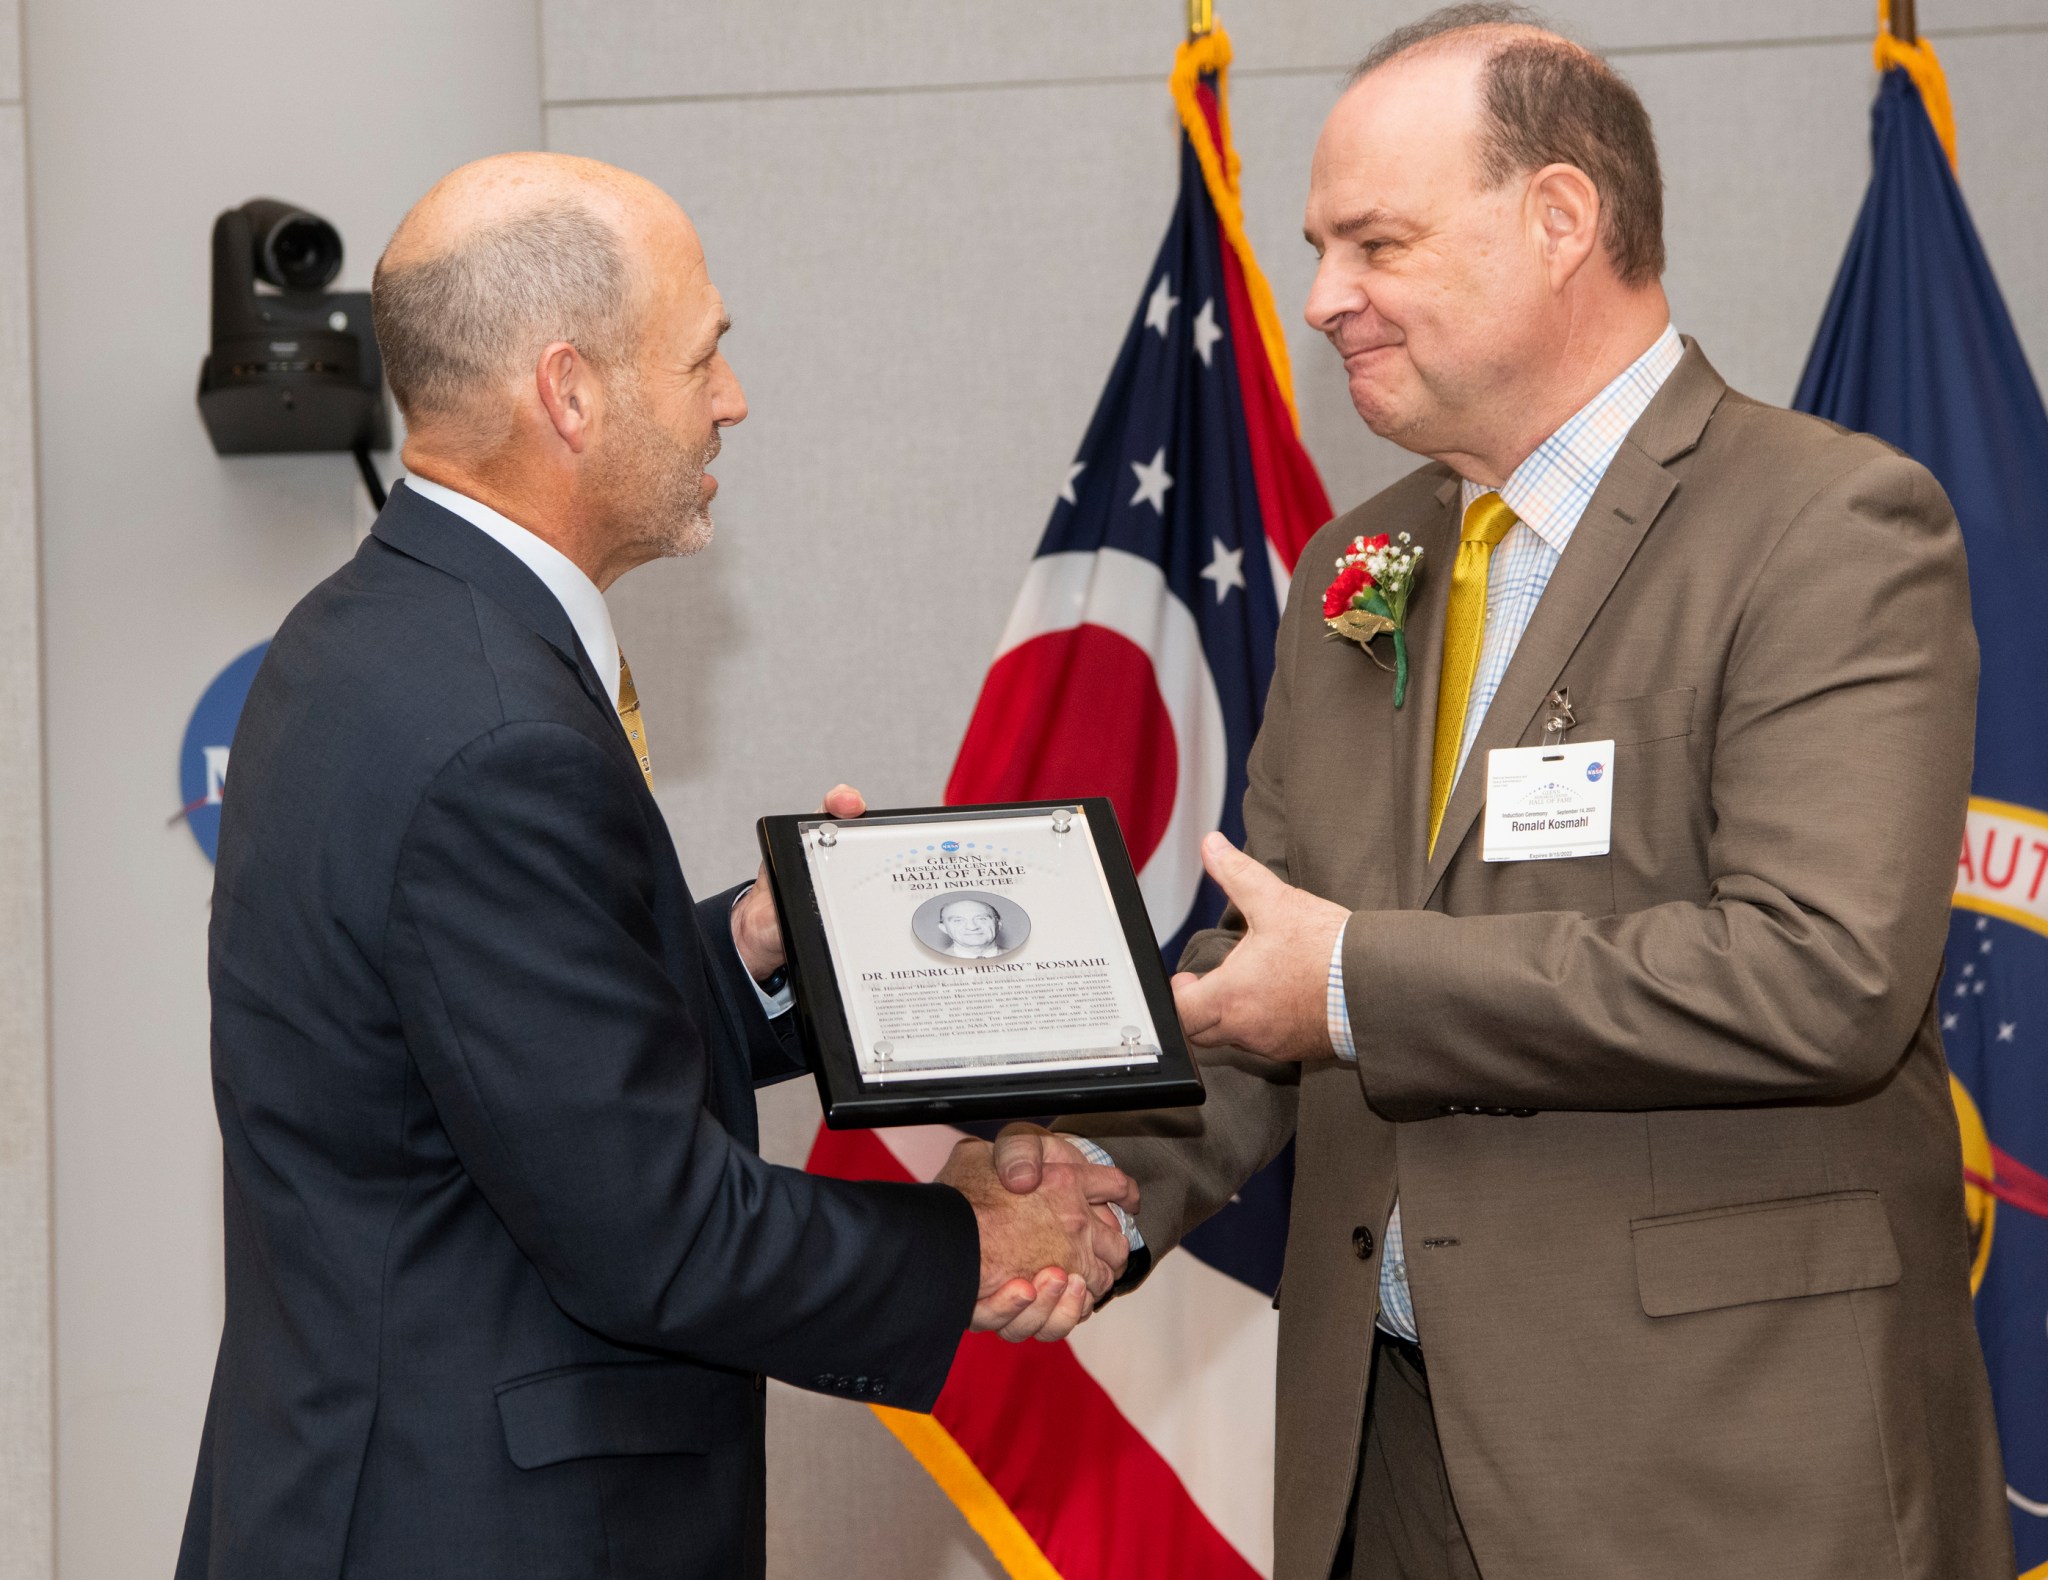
[1074,345,2011,1580]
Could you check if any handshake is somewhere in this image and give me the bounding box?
[936,1125,1138,1344]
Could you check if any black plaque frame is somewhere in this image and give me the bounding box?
[757,798,1204,1129]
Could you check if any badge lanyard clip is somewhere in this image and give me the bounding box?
[1542,687,1575,745]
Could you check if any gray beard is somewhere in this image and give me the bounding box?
[593,390,719,561]
[644,429,717,559]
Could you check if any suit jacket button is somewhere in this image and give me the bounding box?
[1352,1225,1375,1259]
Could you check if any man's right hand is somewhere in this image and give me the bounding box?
[936,1137,1139,1343]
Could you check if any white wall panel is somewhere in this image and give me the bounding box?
[544,1,2046,105]
[0,47,53,1580]
[26,2,541,1575]
[0,0,15,105]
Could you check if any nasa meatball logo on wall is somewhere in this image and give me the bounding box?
[175,642,268,863]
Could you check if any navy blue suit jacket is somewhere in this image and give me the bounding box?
[176,482,979,1580]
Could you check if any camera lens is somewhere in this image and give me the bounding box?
[262,213,342,292]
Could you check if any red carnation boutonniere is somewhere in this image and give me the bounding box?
[1322,531,1423,707]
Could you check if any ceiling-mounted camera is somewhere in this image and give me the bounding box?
[196,199,390,493]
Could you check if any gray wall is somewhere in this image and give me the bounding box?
[25,2,541,1574]
[12,2,2047,1577]
[0,0,50,1567]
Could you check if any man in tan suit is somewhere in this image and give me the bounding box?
[996,8,2011,1577]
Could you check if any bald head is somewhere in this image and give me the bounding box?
[373,153,700,436]
[373,152,746,591]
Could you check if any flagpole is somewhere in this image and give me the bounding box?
[1187,0,1213,40]
[1889,0,1918,44]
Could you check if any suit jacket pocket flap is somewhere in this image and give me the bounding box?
[1631,1189,1900,1318]
[1569,686,1696,746]
[496,1360,743,1470]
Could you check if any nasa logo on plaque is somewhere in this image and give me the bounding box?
[175,641,268,863]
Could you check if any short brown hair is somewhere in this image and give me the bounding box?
[1352,4,1666,285]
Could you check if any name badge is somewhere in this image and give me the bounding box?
[1482,740,1614,862]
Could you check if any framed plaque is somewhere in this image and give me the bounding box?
[756,798,1205,1128]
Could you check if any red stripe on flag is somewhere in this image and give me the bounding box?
[1971,1144,2048,1220]
[942,624,1179,867]
[809,1127,1262,1580]
[1196,80,1332,574]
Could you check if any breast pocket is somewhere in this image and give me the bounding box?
[1567,685,1696,748]
[1566,686,1700,909]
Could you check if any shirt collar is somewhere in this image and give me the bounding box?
[405,477,622,710]
[1460,322,1685,554]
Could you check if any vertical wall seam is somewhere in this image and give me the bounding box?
[12,0,54,1569]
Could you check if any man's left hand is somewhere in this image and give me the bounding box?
[1171,832,1348,1062]
[732,783,865,981]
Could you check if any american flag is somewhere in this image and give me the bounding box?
[809,28,1329,1577]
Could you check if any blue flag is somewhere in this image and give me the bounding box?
[1795,65,2048,1571]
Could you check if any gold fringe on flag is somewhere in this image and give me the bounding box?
[1168,28,1308,433]
[1876,0,1958,170]
[870,1405,1064,1580]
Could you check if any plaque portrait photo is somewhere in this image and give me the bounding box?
[911,890,1032,961]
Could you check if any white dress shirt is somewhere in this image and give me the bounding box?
[403,475,791,1020]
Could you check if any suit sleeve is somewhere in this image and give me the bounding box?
[1061,547,1310,1265]
[693,883,809,1087]
[1350,452,1977,1115]
[385,720,978,1409]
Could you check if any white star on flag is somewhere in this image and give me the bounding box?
[1144,275,1180,338]
[1200,537,1246,602]
[1997,1022,2018,1042]
[1943,1013,1960,1031]
[1130,446,1174,514]
[1059,462,1085,505]
[1192,298,1223,366]
[1980,938,1993,953]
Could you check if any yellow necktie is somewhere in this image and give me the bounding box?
[616,652,655,792]
[1428,491,1518,855]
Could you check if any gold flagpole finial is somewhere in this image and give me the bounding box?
[1188,0,1214,40]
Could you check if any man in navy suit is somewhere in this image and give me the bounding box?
[175,153,1135,1580]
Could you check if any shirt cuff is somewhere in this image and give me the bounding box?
[730,885,794,1020]
[1064,1136,1143,1252]
[1327,920,1358,1064]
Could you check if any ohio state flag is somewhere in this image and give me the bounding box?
[810,26,1330,1579]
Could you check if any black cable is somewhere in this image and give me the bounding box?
[352,444,388,511]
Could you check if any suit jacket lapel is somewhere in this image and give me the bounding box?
[1389,476,1461,906]
[371,481,618,724]
[1416,342,1728,907]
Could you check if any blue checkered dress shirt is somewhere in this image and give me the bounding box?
[1329,325,1685,1342]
